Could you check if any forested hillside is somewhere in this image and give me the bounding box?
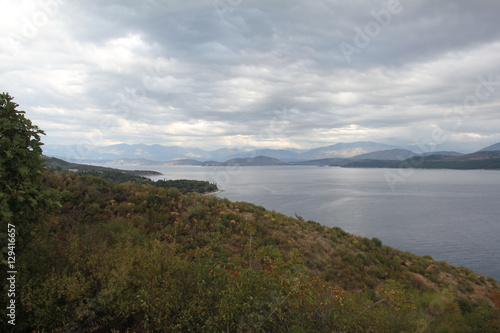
[1,171,498,332]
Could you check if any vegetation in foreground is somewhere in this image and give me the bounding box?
[2,93,500,332]
[71,169,219,195]
[44,157,219,194]
[0,171,498,332]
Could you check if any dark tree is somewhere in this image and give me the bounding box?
[0,93,57,253]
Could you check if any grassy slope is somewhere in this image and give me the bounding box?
[6,172,500,332]
[343,153,500,169]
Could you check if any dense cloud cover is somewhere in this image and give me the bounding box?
[2,0,500,151]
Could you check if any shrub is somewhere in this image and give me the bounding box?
[167,187,182,199]
[370,237,383,248]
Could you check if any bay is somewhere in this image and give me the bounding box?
[118,165,500,281]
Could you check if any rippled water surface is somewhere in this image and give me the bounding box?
[119,165,500,280]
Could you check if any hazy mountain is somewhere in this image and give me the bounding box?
[419,151,463,157]
[227,149,301,161]
[209,156,288,166]
[43,144,206,162]
[293,158,350,166]
[43,141,500,164]
[298,141,401,160]
[162,159,204,166]
[406,142,485,154]
[44,144,265,163]
[478,142,500,152]
[45,142,397,162]
[47,148,500,169]
[206,148,255,161]
[104,158,164,166]
[95,144,210,161]
[350,149,416,161]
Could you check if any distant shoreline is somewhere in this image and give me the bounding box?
[204,189,223,196]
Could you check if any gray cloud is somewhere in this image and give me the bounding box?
[2,0,500,152]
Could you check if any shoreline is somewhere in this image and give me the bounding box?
[203,189,223,196]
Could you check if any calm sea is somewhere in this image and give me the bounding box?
[117,165,500,281]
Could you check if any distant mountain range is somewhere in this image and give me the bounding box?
[350,149,417,161]
[479,142,500,152]
[198,149,500,169]
[43,141,500,169]
[41,141,422,164]
[45,141,403,163]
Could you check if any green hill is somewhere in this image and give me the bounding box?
[343,151,500,170]
[3,171,499,332]
[43,157,218,194]
[42,156,162,176]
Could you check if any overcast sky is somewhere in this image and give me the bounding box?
[2,0,500,151]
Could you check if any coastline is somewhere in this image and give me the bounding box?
[204,189,223,196]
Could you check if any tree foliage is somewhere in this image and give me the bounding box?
[0,93,58,252]
[60,169,218,194]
